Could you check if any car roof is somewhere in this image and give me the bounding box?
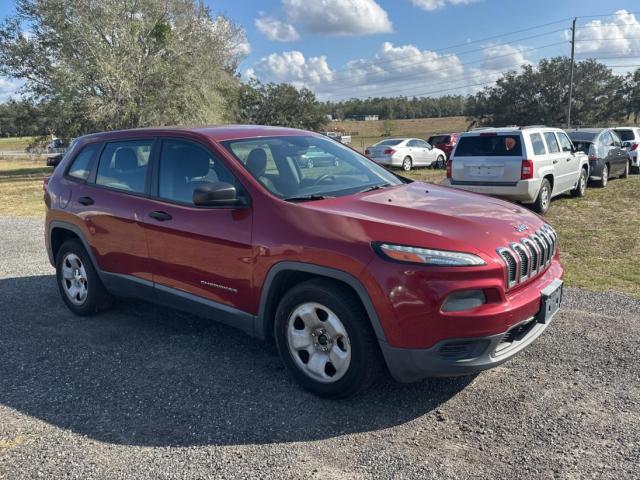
[566,128,606,134]
[77,125,314,143]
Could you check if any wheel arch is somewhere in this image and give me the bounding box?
[256,262,387,343]
[48,221,100,274]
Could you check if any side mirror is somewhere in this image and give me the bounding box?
[193,182,246,207]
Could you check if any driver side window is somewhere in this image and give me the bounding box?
[157,139,239,205]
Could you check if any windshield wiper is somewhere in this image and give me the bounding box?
[284,194,333,202]
[358,183,392,194]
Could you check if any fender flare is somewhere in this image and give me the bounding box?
[47,221,102,277]
[256,261,387,342]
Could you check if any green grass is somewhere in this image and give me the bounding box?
[0,156,51,217]
[1,156,638,297]
[0,136,37,151]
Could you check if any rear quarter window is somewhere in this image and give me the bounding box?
[543,132,560,153]
[455,135,522,156]
[67,143,100,181]
[529,133,547,156]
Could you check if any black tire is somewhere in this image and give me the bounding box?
[55,239,112,316]
[436,155,445,169]
[632,165,640,175]
[598,164,608,188]
[621,160,629,179]
[307,159,314,168]
[532,178,552,214]
[274,278,383,399]
[571,168,588,197]
[402,156,412,171]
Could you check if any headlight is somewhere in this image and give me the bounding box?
[374,243,486,266]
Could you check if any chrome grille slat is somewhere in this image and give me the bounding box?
[496,225,558,289]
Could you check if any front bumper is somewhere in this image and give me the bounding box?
[441,178,541,203]
[380,279,562,382]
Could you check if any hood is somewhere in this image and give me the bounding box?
[308,182,546,255]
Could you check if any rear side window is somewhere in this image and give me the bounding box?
[543,133,560,153]
[67,143,100,180]
[529,133,547,156]
[407,139,419,147]
[95,140,152,193]
[614,129,635,141]
[599,131,614,146]
[455,135,522,156]
[375,139,402,146]
[556,132,574,152]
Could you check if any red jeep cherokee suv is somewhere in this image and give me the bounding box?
[45,126,563,398]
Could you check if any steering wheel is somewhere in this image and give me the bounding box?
[312,174,335,185]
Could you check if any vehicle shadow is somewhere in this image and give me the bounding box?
[0,274,474,447]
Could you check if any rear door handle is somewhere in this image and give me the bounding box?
[78,196,94,206]
[566,158,572,162]
[148,210,172,222]
[552,160,558,164]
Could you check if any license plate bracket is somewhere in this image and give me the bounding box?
[536,279,563,324]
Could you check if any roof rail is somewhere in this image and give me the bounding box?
[519,125,547,129]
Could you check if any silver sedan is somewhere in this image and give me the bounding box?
[365,138,446,171]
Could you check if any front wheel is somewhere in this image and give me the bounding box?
[402,156,412,171]
[533,178,552,214]
[435,155,445,169]
[571,168,588,197]
[274,279,382,398]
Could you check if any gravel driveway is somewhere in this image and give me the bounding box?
[0,217,638,479]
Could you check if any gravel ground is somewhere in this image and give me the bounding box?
[0,217,638,479]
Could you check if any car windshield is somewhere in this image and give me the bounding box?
[567,131,598,141]
[614,129,635,141]
[455,135,522,156]
[428,135,450,144]
[221,135,403,200]
[373,139,402,146]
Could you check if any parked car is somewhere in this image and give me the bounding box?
[323,131,352,145]
[566,128,629,186]
[613,126,640,174]
[47,138,66,153]
[442,126,590,214]
[44,125,563,398]
[296,145,340,168]
[365,138,446,171]
[427,133,459,162]
[46,154,64,168]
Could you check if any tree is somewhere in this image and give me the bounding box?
[237,81,327,131]
[468,57,627,127]
[0,0,248,136]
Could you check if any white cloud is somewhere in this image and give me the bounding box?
[255,16,299,42]
[283,0,392,35]
[480,43,532,71]
[571,10,640,57]
[410,0,479,11]
[0,77,22,101]
[246,51,334,88]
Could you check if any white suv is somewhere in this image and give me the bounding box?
[442,126,590,214]
[613,127,640,174]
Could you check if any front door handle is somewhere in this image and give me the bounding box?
[78,196,94,206]
[566,158,572,162]
[552,159,558,164]
[148,211,172,222]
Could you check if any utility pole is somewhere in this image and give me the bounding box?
[567,17,576,129]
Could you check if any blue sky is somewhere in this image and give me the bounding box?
[2,0,640,101]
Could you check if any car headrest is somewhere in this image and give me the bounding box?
[114,148,138,170]
[246,148,267,177]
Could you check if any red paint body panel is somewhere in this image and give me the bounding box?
[45,125,564,352]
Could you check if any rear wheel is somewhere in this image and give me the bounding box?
[56,239,112,316]
[274,279,382,398]
[435,155,445,169]
[598,164,608,188]
[307,159,314,168]
[621,160,629,179]
[402,156,412,171]
[571,168,588,197]
[533,178,552,214]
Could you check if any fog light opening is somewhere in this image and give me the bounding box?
[442,290,486,312]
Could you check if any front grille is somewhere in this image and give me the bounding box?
[497,224,557,288]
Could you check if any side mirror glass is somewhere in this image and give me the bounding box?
[193,182,246,207]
